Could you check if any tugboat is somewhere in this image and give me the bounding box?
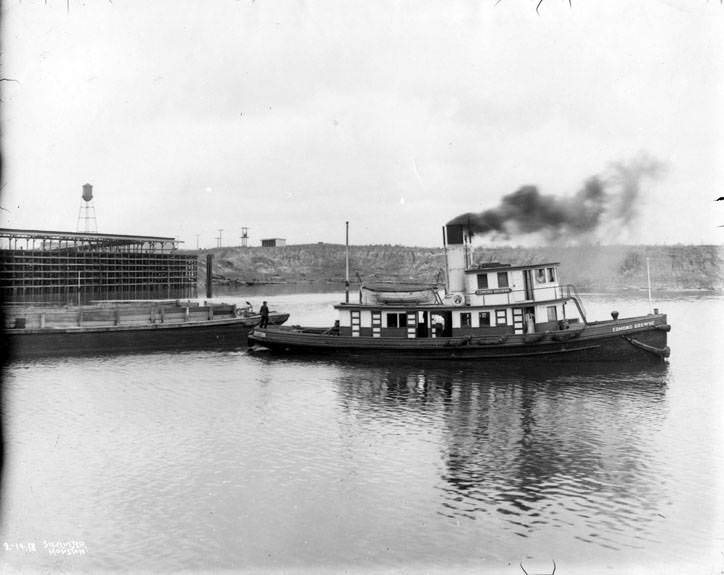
[249,223,670,361]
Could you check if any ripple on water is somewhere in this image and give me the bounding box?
[1,295,722,571]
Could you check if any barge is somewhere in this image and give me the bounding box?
[5,300,289,358]
[249,224,670,361]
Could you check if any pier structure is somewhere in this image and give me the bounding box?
[0,228,198,304]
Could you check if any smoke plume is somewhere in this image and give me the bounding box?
[448,154,665,243]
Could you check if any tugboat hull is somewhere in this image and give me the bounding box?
[249,314,670,362]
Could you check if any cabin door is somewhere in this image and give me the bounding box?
[431,312,452,337]
[523,270,534,300]
[512,308,524,335]
[371,310,381,338]
[351,310,361,337]
[524,306,536,333]
[416,311,429,338]
[406,312,417,338]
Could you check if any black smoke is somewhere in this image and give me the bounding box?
[448,155,665,242]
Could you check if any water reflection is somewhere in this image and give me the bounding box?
[332,360,669,552]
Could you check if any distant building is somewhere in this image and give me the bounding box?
[261,238,286,247]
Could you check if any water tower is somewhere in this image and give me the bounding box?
[76,183,98,233]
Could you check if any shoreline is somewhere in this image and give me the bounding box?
[208,277,723,297]
[195,243,724,293]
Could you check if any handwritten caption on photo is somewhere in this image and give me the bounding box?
[3,541,87,556]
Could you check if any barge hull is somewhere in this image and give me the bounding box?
[7,319,248,359]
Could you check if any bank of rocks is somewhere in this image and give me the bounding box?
[192,243,723,292]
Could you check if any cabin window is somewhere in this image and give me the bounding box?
[460,312,472,328]
[547,306,558,322]
[495,309,507,326]
[386,313,408,328]
[536,268,546,283]
[547,267,556,282]
[476,274,488,289]
[497,272,509,288]
[479,311,491,326]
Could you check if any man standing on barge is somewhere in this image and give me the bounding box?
[259,301,269,328]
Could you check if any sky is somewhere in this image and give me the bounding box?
[1,0,723,248]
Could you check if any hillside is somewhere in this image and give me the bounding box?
[190,243,724,292]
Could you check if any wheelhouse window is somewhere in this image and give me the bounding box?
[495,309,507,326]
[460,312,472,328]
[386,313,408,328]
[536,268,546,283]
[497,272,509,288]
[547,267,556,282]
[547,305,558,322]
[476,273,489,289]
[479,311,491,326]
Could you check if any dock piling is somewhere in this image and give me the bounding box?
[206,254,214,299]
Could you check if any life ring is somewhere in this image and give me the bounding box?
[235,308,247,317]
[452,294,464,306]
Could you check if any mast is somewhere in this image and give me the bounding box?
[345,221,350,304]
[646,256,653,313]
[442,226,449,295]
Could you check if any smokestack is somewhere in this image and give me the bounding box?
[444,224,471,294]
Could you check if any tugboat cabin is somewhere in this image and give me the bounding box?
[333,224,585,340]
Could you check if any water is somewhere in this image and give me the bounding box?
[1,291,723,574]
